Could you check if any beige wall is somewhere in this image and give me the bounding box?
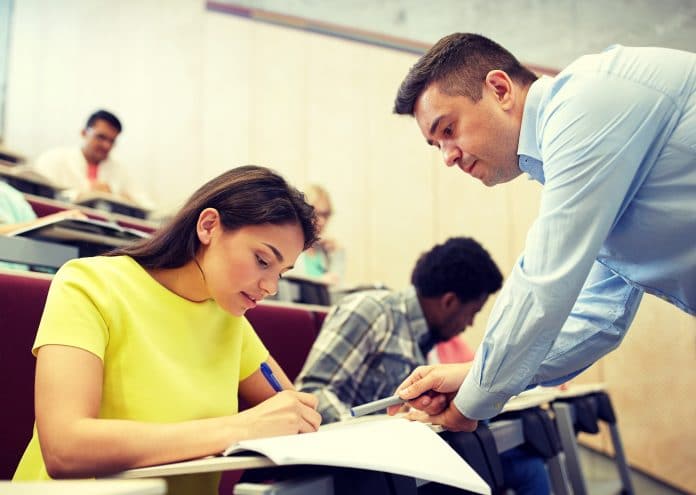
[5,1,695,491]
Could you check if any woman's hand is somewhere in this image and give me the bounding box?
[234,391,322,440]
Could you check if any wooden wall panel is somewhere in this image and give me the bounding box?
[434,166,543,348]
[304,34,375,286]
[247,22,309,185]
[600,297,696,491]
[201,13,253,183]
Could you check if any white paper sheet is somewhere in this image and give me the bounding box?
[223,416,490,494]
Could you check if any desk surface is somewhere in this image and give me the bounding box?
[111,385,606,482]
[1,479,166,495]
[74,190,151,214]
[502,383,607,413]
[0,235,78,268]
[282,272,331,287]
[9,218,148,248]
[0,164,63,190]
[24,194,159,233]
[110,455,273,479]
[502,389,558,413]
[111,420,522,481]
[555,383,606,399]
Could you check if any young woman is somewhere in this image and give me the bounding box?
[291,184,345,286]
[14,165,323,494]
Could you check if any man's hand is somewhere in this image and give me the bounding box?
[89,181,112,193]
[387,364,478,431]
[388,363,470,406]
[405,402,478,432]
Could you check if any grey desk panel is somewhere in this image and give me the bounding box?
[234,476,334,495]
[553,396,635,495]
[489,419,525,453]
[0,235,77,269]
[490,415,572,495]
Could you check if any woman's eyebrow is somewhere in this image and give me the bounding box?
[263,243,284,263]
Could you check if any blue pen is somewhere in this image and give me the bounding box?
[260,362,284,392]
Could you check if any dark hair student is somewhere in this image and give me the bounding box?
[110,165,318,267]
[14,165,322,495]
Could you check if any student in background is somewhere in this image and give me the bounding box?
[296,237,551,494]
[292,184,345,286]
[0,181,85,270]
[0,181,84,235]
[391,33,696,431]
[33,109,152,208]
[13,166,322,495]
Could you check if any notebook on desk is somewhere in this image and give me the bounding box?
[0,164,65,197]
[74,191,151,218]
[8,217,150,247]
[222,416,490,494]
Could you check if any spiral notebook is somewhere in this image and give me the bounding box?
[223,416,490,494]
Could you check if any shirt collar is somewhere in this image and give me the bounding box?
[517,76,553,184]
[402,286,435,354]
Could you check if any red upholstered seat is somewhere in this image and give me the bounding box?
[313,308,328,329]
[0,270,52,479]
[25,197,64,217]
[245,303,322,383]
[220,302,326,495]
[0,271,329,488]
[26,197,108,222]
[115,219,157,234]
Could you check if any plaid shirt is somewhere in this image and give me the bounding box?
[295,286,436,423]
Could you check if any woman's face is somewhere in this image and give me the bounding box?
[199,217,305,316]
[312,196,332,235]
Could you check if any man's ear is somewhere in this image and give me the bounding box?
[197,208,220,246]
[485,70,514,110]
[81,128,88,138]
[440,292,459,311]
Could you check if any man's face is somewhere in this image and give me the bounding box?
[81,119,120,164]
[432,294,488,343]
[413,82,522,187]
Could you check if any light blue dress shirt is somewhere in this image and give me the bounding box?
[455,45,696,420]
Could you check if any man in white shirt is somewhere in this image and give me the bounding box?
[34,110,152,208]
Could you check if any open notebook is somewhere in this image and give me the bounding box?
[223,416,490,494]
[8,217,149,247]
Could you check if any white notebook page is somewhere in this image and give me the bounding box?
[223,416,490,494]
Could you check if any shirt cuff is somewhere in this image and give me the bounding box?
[452,374,514,420]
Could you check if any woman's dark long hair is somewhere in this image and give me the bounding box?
[108,165,318,269]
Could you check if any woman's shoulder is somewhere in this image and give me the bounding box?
[60,254,132,271]
[55,255,141,285]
